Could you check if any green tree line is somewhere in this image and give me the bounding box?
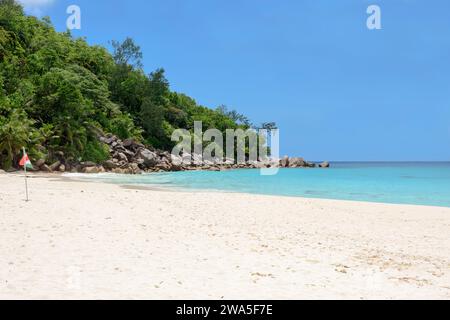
[0,0,253,169]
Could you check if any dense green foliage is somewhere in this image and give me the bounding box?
[0,0,251,169]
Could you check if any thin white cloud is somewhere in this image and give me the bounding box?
[18,0,55,6]
[17,0,56,16]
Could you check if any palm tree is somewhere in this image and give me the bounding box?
[0,111,33,169]
[260,122,278,132]
[258,122,278,157]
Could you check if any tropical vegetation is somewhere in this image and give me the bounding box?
[0,0,262,169]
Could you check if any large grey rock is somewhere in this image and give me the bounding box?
[0,169,5,174]
[192,153,203,165]
[123,149,135,160]
[170,155,182,166]
[182,153,192,164]
[80,161,96,168]
[49,161,61,171]
[35,159,46,168]
[114,145,126,153]
[122,138,135,148]
[82,166,100,174]
[118,161,128,168]
[117,152,128,162]
[161,151,171,158]
[103,136,117,145]
[224,158,235,165]
[319,161,330,168]
[253,161,266,169]
[203,160,214,166]
[129,163,141,174]
[155,162,171,171]
[137,149,158,167]
[289,157,306,168]
[280,156,290,168]
[59,164,66,172]
[39,164,51,172]
[103,160,117,170]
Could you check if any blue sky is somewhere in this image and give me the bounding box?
[19,0,450,161]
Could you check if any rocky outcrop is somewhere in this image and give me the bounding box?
[29,132,330,174]
[319,161,330,168]
[100,134,179,174]
[279,156,317,168]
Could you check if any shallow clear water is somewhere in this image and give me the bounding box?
[66,162,450,207]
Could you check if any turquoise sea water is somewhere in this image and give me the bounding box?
[67,162,450,207]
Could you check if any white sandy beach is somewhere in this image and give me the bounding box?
[0,173,449,300]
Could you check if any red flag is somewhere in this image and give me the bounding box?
[19,153,32,168]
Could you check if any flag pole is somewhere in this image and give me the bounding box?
[23,147,29,202]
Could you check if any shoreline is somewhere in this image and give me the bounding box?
[4,171,450,209]
[64,171,450,209]
[1,173,449,299]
